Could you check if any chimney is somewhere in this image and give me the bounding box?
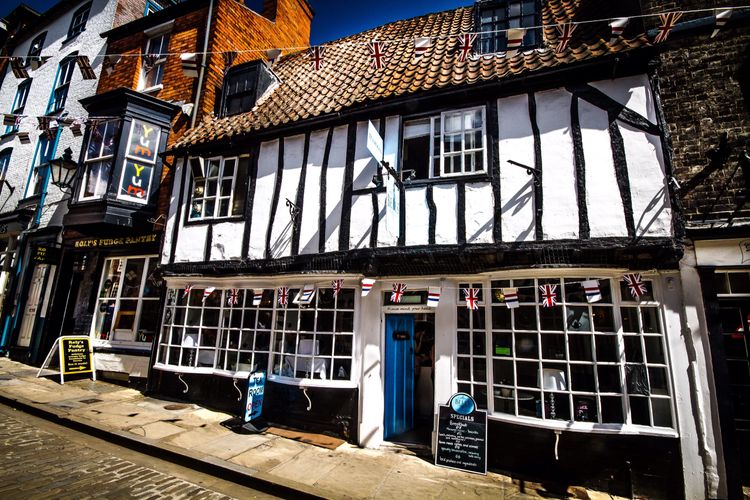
[263,0,277,21]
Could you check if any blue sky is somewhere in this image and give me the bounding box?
[2,0,471,45]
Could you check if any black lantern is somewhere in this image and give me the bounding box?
[48,147,78,190]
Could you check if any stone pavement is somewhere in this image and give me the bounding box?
[0,358,617,499]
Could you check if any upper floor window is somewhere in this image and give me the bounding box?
[47,54,77,114]
[402,106,486,179]
[27,132,57,198]
[79,120,120,200]
[189,156,249,220]
[26,32,46,66]
[144,0,163,15]
[0,148,11,183]
[6,80,31,134]
[223,65,259,116]
[476,0,539,54]
[67,2,91,39]
[140,33,171,91]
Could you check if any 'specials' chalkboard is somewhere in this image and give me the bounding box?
[60,337,93,375]
[435,393,487,475]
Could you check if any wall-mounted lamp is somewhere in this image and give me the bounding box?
[48,147,78,191]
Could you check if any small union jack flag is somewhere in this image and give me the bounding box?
[37,116,51,131]
[654,12,682,44]
[368,40,387,70]
[463,288,480,310]
[252,289,263,306]
[555,23,576,54]
[278,286,290,306]
[456,33,477,62]
[414,37,432,59]
[427,286,440,308]
[142,54,158,72]
[202,286,216,303]
[712,9,732,38]
[332,279,344,297]
[623,273,648,299]
[361,278,375,297]
[10,58,28,79]
[502,287,519,309]
[391,282,407,303]
[609,18,629,44]
[227,288,240,306]
[308,46,324,71]
[76,55,97,80]
[539,284,558,308]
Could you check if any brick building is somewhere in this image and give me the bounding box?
[39,0,312,383]
[638,1,750,497]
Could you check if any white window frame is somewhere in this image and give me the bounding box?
[139,32,171,92]
[79,120,119,201]
[452,273,678,437]
[25,132,56,198]
[189,156,239,221]
[91,255,161,348]
[48,55,77,113]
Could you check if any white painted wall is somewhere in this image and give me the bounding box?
[211,221,244,260]
[323,126,347,252]
[0,0,116,228]
[377,116,400,247]
[248,139,279,259]
[268,134,304,258]
[161,158,182,264]
[433,184,458,245]
[175,224,208,262]
[404,187,428,246]
[464,182,494,244]
[349,194,372,249]
[299,129,326,255]
[358,281,384,448]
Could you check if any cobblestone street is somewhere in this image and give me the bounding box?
[0,404,274,499]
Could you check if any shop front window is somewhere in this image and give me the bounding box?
[456,276,675,431]
[93,256,163,343]
[157,285,356,382]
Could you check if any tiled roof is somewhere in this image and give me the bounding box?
[174,1,649,150]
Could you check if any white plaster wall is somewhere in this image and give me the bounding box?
[161,158,183,264]
[352,120,379,191]
[536,89,578,240]
[464,182,494,244]
[377,116,400,247]
[433,184,458,245]
[578,100,628,238]
[268,134,304,258]
[299,129,326,255]
[404,187,429,246]
[620,122,672,237]
[210,221,244,260]
[323,125,348,252]
[349,194,372,249]
[432,279,457,451]
[248,139,279,259]
[498,94,536,242]
[358,281,384,448]
[0,0,114,228]
[375,191,390,248]
[591,74,656,123]
[174,224,208,262]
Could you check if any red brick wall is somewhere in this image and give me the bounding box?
[113,0,148,29]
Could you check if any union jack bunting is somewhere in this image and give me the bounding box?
[70,119,83,136]
[294,284,316,305]
[332,279,344,297]
[102,55,120,76]
[37,116,51,131]
[308,46,324,71]
[17,132,30,144]
[414,37,432,59]
[539,284,558,308]
[506,28,526,57]
[623,273,648,299]
[654,12,682,44]
[29,56,51,71]
[76,55,97,80]
[3,114,17,127]
[202,286,216,303]
[609,18,629,44]
[712,10,732,38]
[581,280,602,303]
[427,286,441,308]
[252,289,263,306]
[222,51,237,73]
[361,278,375,297]
[456,33,477,62]
[463,288,480,311]
[142,54,158,72]
[502,287,519,309]
[277,286,290,306]
[368,40,387,70]
[183,283,194,297]
[555,23,576,54]
[227,288,240,306]
[180,53,199,78]
[391,282,407,303]
[10,58,28,79]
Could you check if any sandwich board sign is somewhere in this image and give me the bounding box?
[435,393,487,475]
[37,335,96,384]
[242,371,268,433]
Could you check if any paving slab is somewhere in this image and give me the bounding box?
[312,451,395,498]
[229,436,307,472]
[128,421,186,440]
[196,432,271,460]
[165,423,233,451]
[268,445,343,486]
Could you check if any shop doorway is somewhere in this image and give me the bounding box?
[384,313,434,444]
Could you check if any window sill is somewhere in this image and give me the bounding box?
[139,84,163,95]
[184,215,245,226]
[351,172,492,195]
[487,413,679,438]
[61,31,84,46]
[152,364,358,389]
[267,374,357,389]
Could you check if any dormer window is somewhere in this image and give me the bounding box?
[220,61,275,117]
[476,0,539,54]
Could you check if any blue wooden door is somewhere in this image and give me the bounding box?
[384,314,415,439]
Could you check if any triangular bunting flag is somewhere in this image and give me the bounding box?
[361,278,375,297]
[252,289,263,306]
[623,273,648,299]
[102,54,120,76]
[456,33,477,62]
[293,284,316,305]
[17,132,30,144]
[202,286,216,303]
[308,46,324,71]
[506,28,526,57]
[368,40,387,70]
[142,54,158,72]
[37,116,51,131]
[463,288,480,310]
[654,12,682,44]
[227,288,240,306]
[555,23,576,54]
[70,119,83,136]
[502,288,519,309]
[427,286,440,308]
[76,55,97,80]
[277,286,290,306]
[712,9,732,38]
[539,284,558,307]
[184,283,194,297]
[222,51,237,74]
[332,279,344,297]
[180,53,199,78]
[3,114,17,127]
[609,18,629,44]
[414,37,432,59]
[581,280,602,303]
[10,58,28,79]
[391,282,407,303]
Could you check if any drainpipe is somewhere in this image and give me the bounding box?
[191,0,215,129]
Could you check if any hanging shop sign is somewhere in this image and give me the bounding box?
[117,119,161,205]
[435,392,487,475]
[72,233,159,249]
[32,245,60,265]
[37,335,96,384]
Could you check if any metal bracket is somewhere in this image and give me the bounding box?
[285,198,301,223]
[233,378,243,401]
[177,373,189,394]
